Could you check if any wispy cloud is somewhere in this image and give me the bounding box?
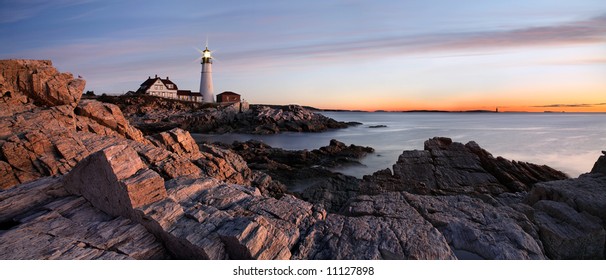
[223,14,606,64]
[533,103,606,108]
[541,58,606,66]
[0,0,94,23]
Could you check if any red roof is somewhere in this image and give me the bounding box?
[217,91,240,97]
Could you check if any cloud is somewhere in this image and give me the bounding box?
[223,13,606,64]
[541,58,606,66]
[533,103,606,108]
[0,0,94,23]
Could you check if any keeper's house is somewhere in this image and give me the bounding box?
[136,75,203,103]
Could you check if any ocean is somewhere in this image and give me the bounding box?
[193,112,606,178]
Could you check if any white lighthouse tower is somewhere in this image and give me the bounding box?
[199,46,214,103]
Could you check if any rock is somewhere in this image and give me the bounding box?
[526,173,606,225]
[147,128,201,158]
[75,100,148,144]
[591,154,606,174]
[251,171,287,198]
[97,95,354,135]
[226,140,371,199]
[0,176,67,223]
[196,144,253,185]
[63,144,167,220]
[362,137,568,196]
[0,60,147,190]
[0,107,88,189]
[0,59,84,109]
[299,173,361,213]
[532,200,605,259]
[368,125,387,128]
[465,141,568,191]
[294,192,456,260]
[134,181,323,260]
[403,193,546,259]
[0,195,167,259]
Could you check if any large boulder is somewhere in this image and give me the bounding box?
[63,144,167,219]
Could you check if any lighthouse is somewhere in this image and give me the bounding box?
[199,46,214,103]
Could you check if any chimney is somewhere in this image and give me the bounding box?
[155,74,158,78]
[166,76,169,80]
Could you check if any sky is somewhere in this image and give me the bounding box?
[2,0,605,112]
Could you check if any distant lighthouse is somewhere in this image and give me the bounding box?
[199,45,214,103]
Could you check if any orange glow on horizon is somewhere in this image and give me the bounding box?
[304,88,606,113]
[314,102,606,113]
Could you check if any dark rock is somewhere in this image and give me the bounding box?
[362,137,568,197]
[532,200,605,259]
[526,173,606,225]
[591,154,606,174]
[404,193,545,259]
[294,192,456,260]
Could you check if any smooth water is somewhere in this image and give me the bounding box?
[193,112,606,178]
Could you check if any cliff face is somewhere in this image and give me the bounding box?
[1,59,605,260]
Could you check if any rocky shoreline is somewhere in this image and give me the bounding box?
[98,95,359,135]
[1,59,606,260]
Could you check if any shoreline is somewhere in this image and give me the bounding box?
[1,59,606,260]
